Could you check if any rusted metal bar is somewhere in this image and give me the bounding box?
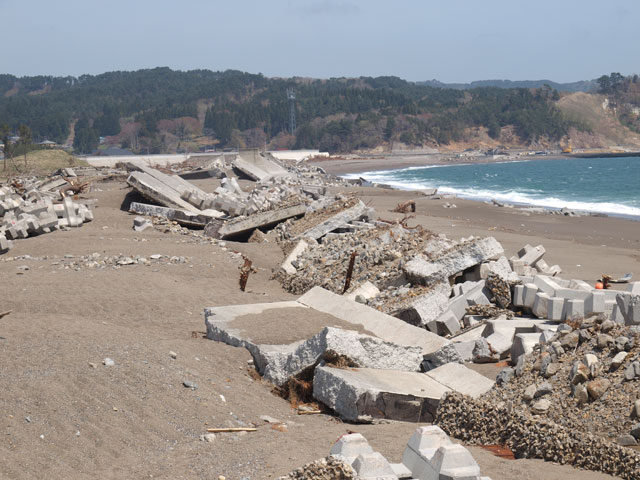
[342,251,358,294]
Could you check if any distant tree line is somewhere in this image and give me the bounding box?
[0,67,591,154]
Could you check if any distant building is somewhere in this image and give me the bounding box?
[38,140,57,148]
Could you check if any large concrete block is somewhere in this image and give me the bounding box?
[564,299,585,321]
[484,332,512,359]
[313,366,450,422]
[423,343,464,371]
[553,287,591,302]
[523,283,539,308]
[352,452,398,480]
[405,237,504,285]
[518,244,545,266]
[533,275,562,295]
[513,284,525,307]
[204,300,424,386]
[281,239,309,274]
[430,444,481,480]
[232,149,289,182]
[435,310,461,336]
[482,319,558,339]
[480,256,518,282]
[585,291,605,315]
[627,282,640,295]
[511,333,544,365]
[617,294,640,325]
[424,363,495,398]
[263,327,424,386]
[394,282,452,328]
[207,204,306,240]
[329,433,375,463]
[295,201,368,240]
[402,426,452,479]
[299,287,450,355]
[532,292,550,318]
[547,296,564,321]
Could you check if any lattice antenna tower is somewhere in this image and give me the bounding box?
[287,89,296,135]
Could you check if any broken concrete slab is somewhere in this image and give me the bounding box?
[295,200,368,240]
[511,332,546,365]
[232,149,290,182]
[126,162,209,198]
[480,256,518,282]
[298,286,450,355]
[345,281,380,302]
[262,326,424,386]
[281,239,309,274]
[405,237,504,285]
[393,282,451,329]
[129,202,224,227]
[204,299,425,386]
[205,204,306,240]
[313,366,450,422]
[517,244,546,266]
[127,171,201,213]
[422,343,464,370]
[424,362,495,398]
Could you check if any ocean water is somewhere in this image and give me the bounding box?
[345,156,640,218]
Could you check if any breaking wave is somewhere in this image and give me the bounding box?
[343,165,640,218]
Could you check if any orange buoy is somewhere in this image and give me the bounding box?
[595,281,604,289]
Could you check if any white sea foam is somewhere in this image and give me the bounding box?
[343,172,640,218]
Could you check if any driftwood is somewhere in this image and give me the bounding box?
[60,177,93,199]
[0,310,12,320]
[393,200,416,214]
[239,257,252,292]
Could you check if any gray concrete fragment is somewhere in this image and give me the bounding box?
[345,281,380,302]
[262,327,424,386]
[205,204,306,240]
[422,343,464,371]
[298,287,450,355]
[281,239,309,275]
[351,452,398,480]
[393,282,451,328]
[405,237,504,285]
[296,201,368,240]
[313,366,450,422]
[127,171,201,212]
[424,362,495,398]
[617,294,640,325]
[232,149,290,182]
[129,201,223,227]
[132,216,152,232]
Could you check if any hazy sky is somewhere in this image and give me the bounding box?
[1,0,638,83]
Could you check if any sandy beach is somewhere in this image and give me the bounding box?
[0,173,634,479]
[311,152,570,176]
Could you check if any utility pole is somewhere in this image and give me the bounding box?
[286,89,296,135]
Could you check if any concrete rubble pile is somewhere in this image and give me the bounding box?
[0,175,94,255]
[279,427,492,480]
[126,150,356,238]
[436,392,640,480]
[204,286,494,424]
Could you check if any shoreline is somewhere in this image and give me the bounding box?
[313,154,640,221]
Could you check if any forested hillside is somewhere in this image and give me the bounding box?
[0,68,604,154]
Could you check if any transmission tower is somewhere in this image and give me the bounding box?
[287,89,296,135]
